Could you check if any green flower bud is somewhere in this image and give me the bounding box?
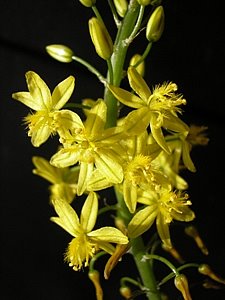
[136,0,152,5]
[113,0,128,18]
[129,54,145,77]
[88,17,113,60]
[46,44,74,63]
[146,6,165,42]
[79,0,96,7]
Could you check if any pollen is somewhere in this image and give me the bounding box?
[125,154,152,185]
[64,235,98,271]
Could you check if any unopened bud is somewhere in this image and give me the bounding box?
[120,286,132,299]
[129,54,145,77]
[46,44,74,63]
[113,0,128,18]
[79,0,96,7]
[185,225,209,255]
[203,279,223,290]
[146,6,165,42]
[88,270,103,300]
[162,243,185,264]
[114,217,127,234]
[198,264,225,285]
[104,243,130,280]
[88,17,113,60]
[137,0,152,6]
[174,274,192,300]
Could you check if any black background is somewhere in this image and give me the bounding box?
[1,1,225,299]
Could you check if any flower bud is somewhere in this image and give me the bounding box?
[174,274,192,300]
[129,54,145,77]
[88,17,113,60]
[113,0,128,18]
[137,0,152,5]
[79,0,96,7]
[104,243,130,280]
[120,286,132,299]
[184,225,209,255]
[46,44,74,63]
[88,270,103,300]
[198,264,225,285]
[162,243,184,264]
[146,6,165,42]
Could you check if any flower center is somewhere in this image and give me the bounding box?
[64,234,98,271]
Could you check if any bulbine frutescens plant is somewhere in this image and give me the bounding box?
[12,0,225,299]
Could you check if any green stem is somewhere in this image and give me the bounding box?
[103,2,162,298]
[72,55,106,84]
[115,188,161,300]
[159,263,199,286]
[104,0,140,127]
[107,0,121,27]
[125,5,145,46]
[92,5,104,24]
[133,42,153,69]
[130,238,162,300]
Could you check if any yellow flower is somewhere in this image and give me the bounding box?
[12,71,75,147]
[32,156,79,204]
[109,67,189,153]
[154,150,189,190]
[50,99,127,195]
[120,131,170,213]
[51,192,129,271]
[128,187,195,248]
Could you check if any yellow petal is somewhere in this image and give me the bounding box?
[150,114,170,154]
[77,161,94,196]
[108,85,144,108]
[32,156,61,184]
[80,192,98,232]
[84,99,106,136]
[182,141,196,172]
[26,71,52,110]
[54,109,84,140]
[123,107,150,136]
[88,227,129,244]
[123,180,137,213]
[12,92,42,111]
[51,198,81,237]
[128,205,157,238]
[94,149,123,183]
[156,213,172,248]
[87,169,113,191]
[52,75,75,110]
[163,112,189,134]
[29,118,52,147]
[127,67,151,102]
[50,147,80,168]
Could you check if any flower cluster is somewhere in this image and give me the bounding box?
[13,65,200,267]
[12,1,216,299]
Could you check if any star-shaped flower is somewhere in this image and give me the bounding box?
[50,99,127,195]
[51,192,129,271]
[12,71,75,147]
[109,67,189,153]
[128,187,195,248]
